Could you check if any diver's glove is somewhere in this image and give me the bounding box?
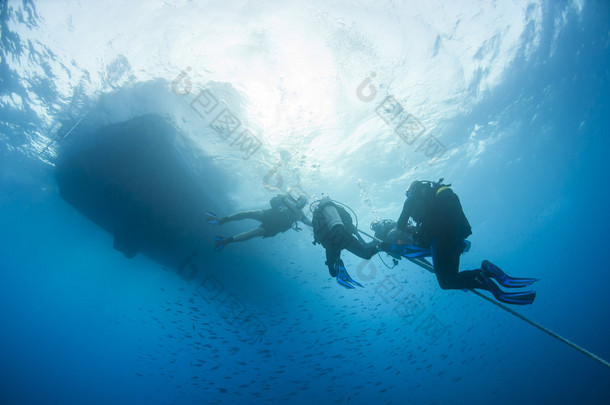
[334,259,364,289]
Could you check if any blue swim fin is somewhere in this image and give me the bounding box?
[389,243,432,259]
[494,290,537,305]
[214,236,228,251]
[205,211,220,224]
[337,274,355,289]
[482,260,538,288]
[335,259,364,289]
[476,273,536,305]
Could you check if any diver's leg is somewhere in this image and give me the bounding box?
[321,227,347,277]
[215,226,265,251]
[231,227,266,243]
[325,247,341,277]
[433,238,480,290]
[216,226,266,250]
[432,239,536,304]
[220,209,264,225]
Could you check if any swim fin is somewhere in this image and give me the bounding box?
[205,211,220,224]
[475,273,536,305]
[386,243,432,259]
[214,236,229,251]
[482,260,538,288]
[335,259,364,289]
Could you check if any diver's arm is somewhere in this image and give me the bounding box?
[299,215,313,227]
[396,199,412,232]
[354,230,366,244]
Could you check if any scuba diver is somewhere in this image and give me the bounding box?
[388,179,538,305]
[311,197,381,289]
[207,194,312,251]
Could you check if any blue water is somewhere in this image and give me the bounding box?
[1,1,609,404]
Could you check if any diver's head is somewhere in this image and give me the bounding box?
[370,219,381,232]
[296,195,308,209]
[405,180,425,199]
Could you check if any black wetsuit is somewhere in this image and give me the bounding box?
[261,207,300,237]
[313,199,378,276]
[221,194,311,240]
[397,186,478,290]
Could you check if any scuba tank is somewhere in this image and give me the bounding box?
[311,197,353,245]
[408,178,472,242]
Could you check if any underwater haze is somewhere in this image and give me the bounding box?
[1,0,609,404]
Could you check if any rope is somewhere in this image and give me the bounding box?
[357,229,380,242]
[469,289,610,370]
[357,227,610,370]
